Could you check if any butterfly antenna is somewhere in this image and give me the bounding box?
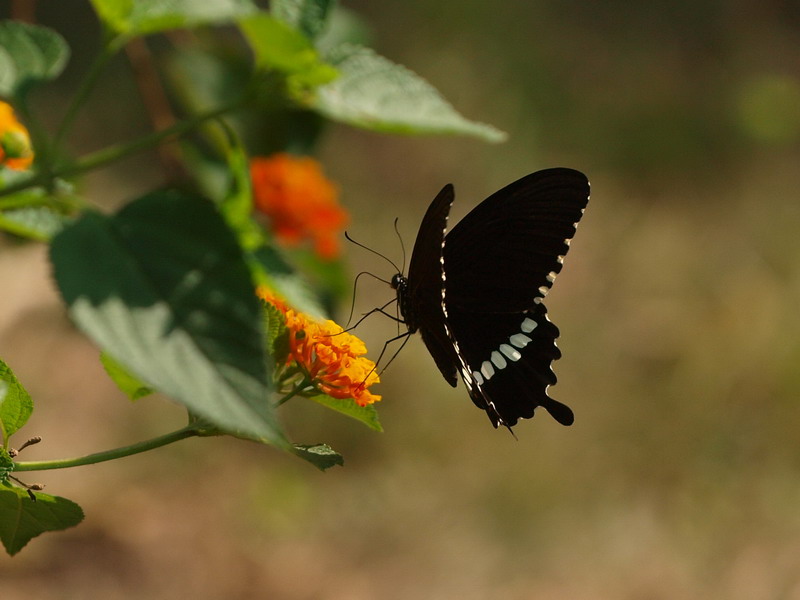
[345,231,402,274]
[393,217,407,274]
[343,273,361,329]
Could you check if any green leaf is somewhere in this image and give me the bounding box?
[313,44,507,143]
[217,126,266,252]
[314,6,373,56]
[239,13,338,90]
[0,47,15,94]
[100,352,154,401]
[90,0,258,37]
[252,245,327,318]
[261,299,289,365]
[310,394,383,432]
[292,443,343,471]
[271,0,334,40]
[0,359,33,444]
[0,206,69,241]
[49,190,289,448]
[0,484,84,556]
[0,21,69,97]
[165,46,326,156]
[0,171,76,241]
[239,13,317,72]
[287,246,350,308]
[0,449,13,484]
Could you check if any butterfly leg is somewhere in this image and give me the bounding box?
[354,330,413,392]
[344,299,402,332]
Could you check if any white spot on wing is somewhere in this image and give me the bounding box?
[500,343,521,361]
[490,351,507,370]
[510,333,532,348]
[472,370,484,385]
[480,361,495,380]
[521,317,537,333]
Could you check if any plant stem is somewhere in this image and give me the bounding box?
[53,38,121,152]
[276,381,314,406]
[13,97,58,197]
[12,425,200,472]
[61,100,239,178]
[276,389,300,406]
[0,98,243,199]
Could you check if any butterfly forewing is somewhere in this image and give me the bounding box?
[404,183,459,386]
[443,168,588,313]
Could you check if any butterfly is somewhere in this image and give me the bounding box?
[391,168,589,430]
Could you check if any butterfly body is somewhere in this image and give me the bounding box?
[395,168,589,430]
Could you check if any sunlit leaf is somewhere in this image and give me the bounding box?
[0,206,69,241]
[0,171,75,241]
[100,352,154,401]
[313,6,372,56]
[90,0,258,37]
[50,190,288,447]
[239,13,338,90]
[310,394,383,432]
[271,0,334,40]
[0,359,33,444]
[314,44,506,143]
[0,21,69,97]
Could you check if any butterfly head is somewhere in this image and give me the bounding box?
[389,273,405,291]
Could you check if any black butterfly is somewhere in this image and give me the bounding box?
[391,168,589,430]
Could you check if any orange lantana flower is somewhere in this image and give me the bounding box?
[258,286,381,406]
[250,153,347,260]
[0,102,33,171]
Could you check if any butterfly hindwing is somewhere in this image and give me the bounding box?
[446,302,574,428]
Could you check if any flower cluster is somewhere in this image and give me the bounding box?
[258,287,381,407]
[0,102,34,171]
[250,153,347,260]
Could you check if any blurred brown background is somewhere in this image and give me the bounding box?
[2,1,800,598]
